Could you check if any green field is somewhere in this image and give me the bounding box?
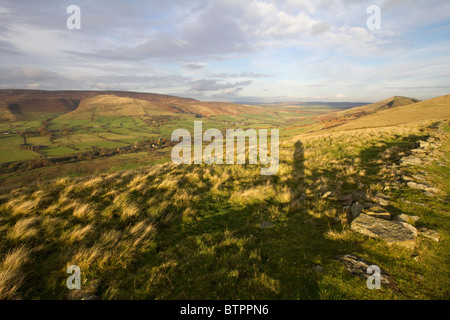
[0,105,333,165]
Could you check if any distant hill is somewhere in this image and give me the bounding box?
[0,89,86,121]
[0,89,264,121]
[341,96,420,114]
[240,101,368,109]
[334,94,450,130]
[317,96,421,129]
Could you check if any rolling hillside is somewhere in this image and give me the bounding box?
[340,96,420,114]
[0,89,266,121]
[335,94,450,130]
[317,96,421,129]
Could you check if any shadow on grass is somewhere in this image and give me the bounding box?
[118,140,369,300]
[358,133,429,177]
[111,131,438,299]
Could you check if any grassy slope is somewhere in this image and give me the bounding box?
[335,95,450,130]
[340,96,420,115]
[0,119,448,300]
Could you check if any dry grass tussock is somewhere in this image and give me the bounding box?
[0,246,31,299]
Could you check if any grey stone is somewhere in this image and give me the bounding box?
[411,174,428,183]
[393,214,420,224]
[260,222,274,229]
[407,182,428,190]
[419,141,430,148]
[351,214,417,249]
[418,227,440,242]
[362,206,391,220]
[363,202,381,209]
[351,191,366,202]
[395,220,419,237]
[402,199,427,207]
[351,202,365,218]
[425,187,440,194]
[401,157,423,166]
[375,197,389,206]
[313,265,323,273]
[333,254,398,290]
[367,193,390,206]
[338,194,353,205]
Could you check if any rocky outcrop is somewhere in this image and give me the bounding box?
[418,227,440,242]
[393,214,420,224]
[333,254,398,291]
[351,214,417,249]
[396,129,447,196]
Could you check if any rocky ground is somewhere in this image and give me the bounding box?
[330,123,448,287]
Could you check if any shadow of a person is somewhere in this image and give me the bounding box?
[292,140,305,198]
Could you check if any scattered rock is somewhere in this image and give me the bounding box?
[419,141,430,148]
[411,174,429,183]
[393,214,420,224]
[338,194,353,206]
[407,182,429,190]
[260,222,275,229]
[351,202,365,219]
[418,227,440,242]
[333,254,398,291]
[375,197,389,206]
[402,199,427,207]
[362,207,391,220]
[411,149,427,154]
[367,193,390,206]
[363,202,381,209]
[351,214,416,249]
[298,193,307,201]
[351,191,366,202]
[402,175,414,182]
[401,157,423,166]
[424,187,440,194]
[313,265,323,273]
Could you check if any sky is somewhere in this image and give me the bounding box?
[0,0,449,103]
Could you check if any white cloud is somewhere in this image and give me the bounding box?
[0,0,449,101]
